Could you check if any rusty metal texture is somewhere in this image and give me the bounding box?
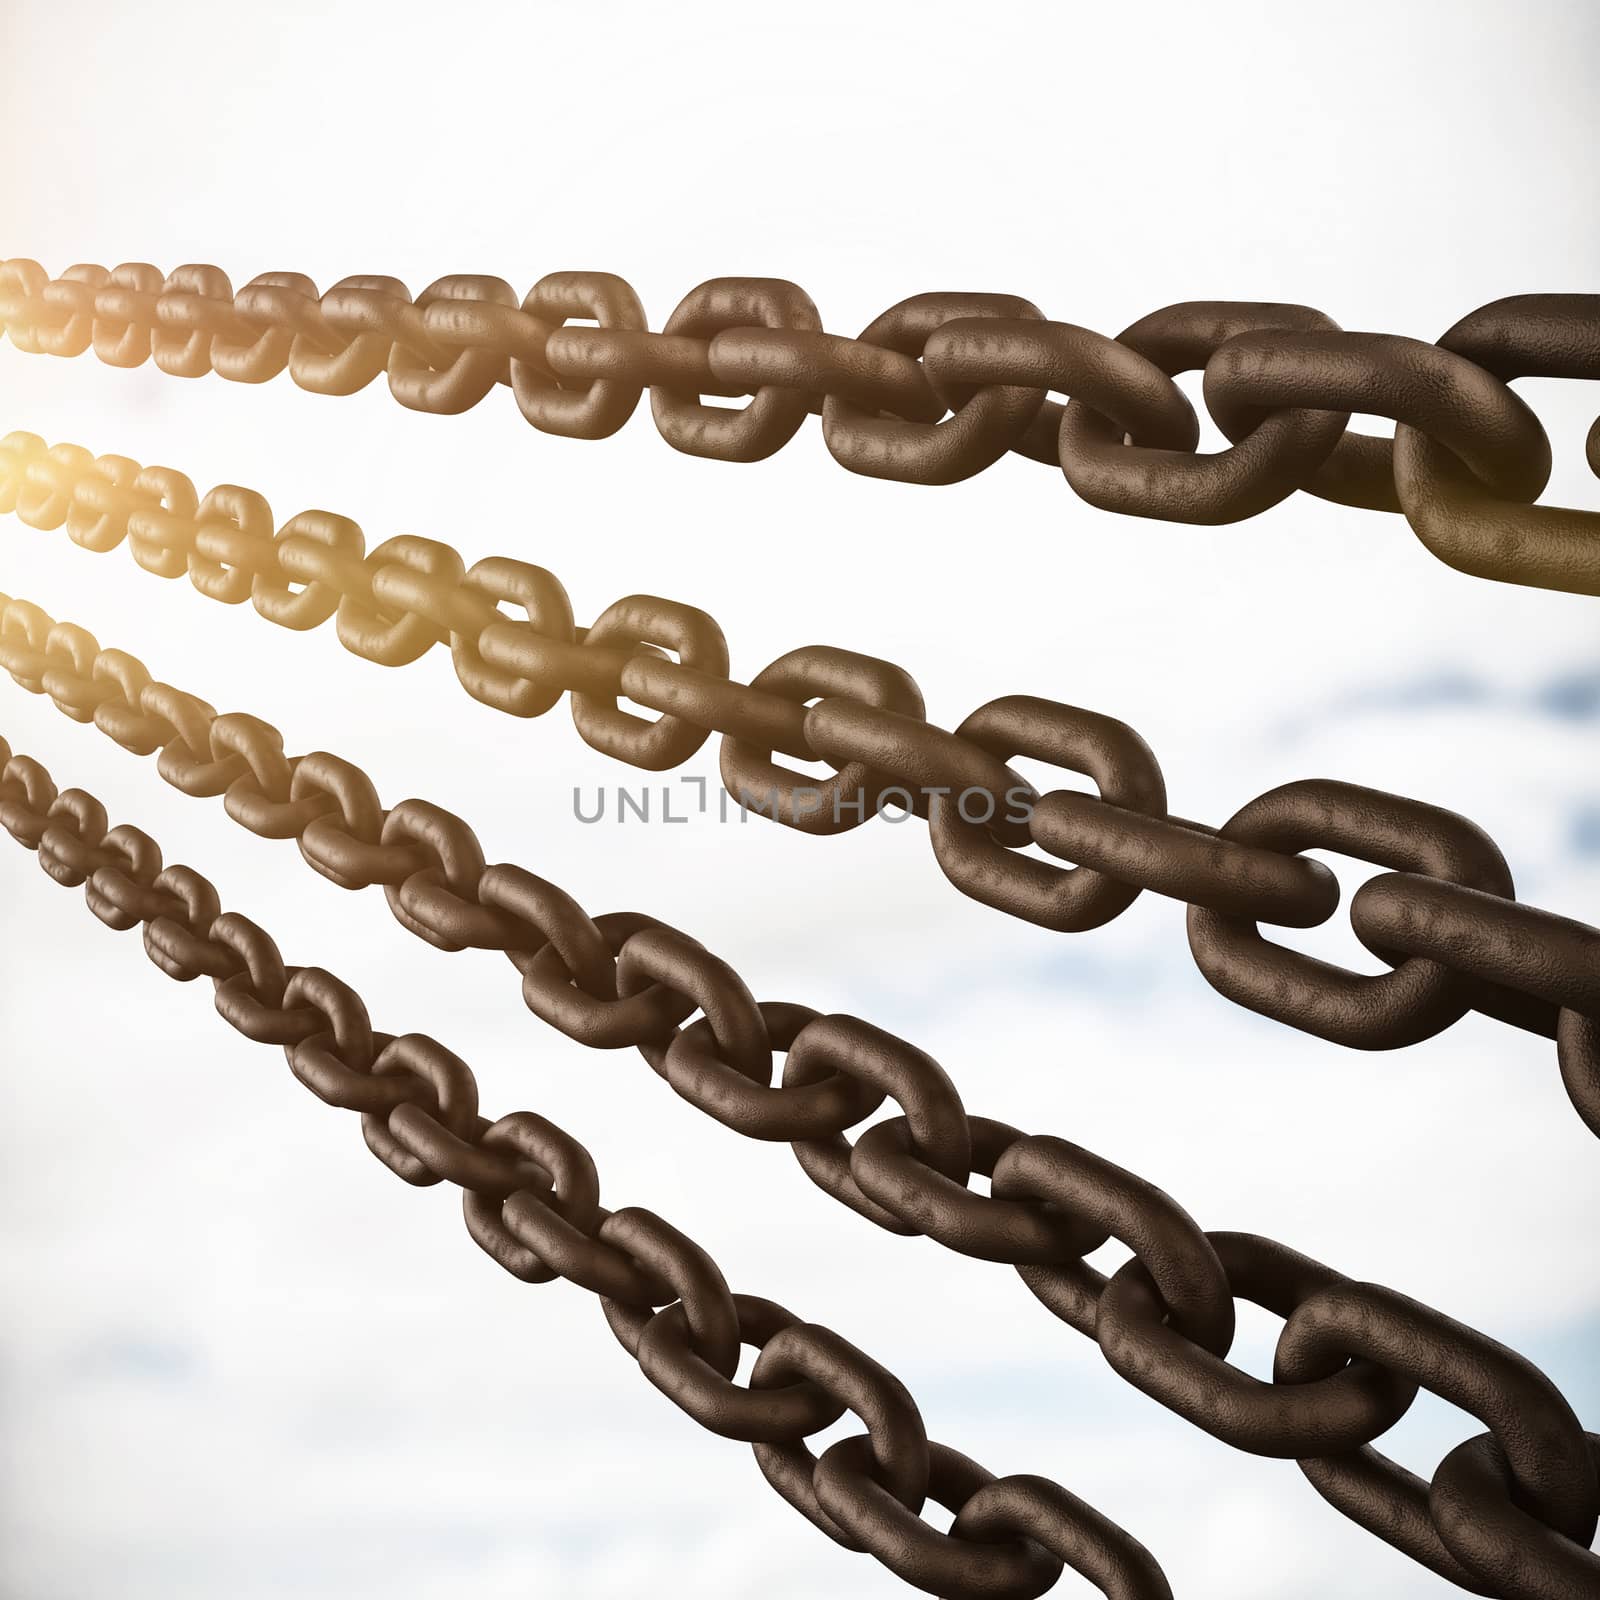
[0,260,1595,593]
[1,598,1595,1595]
[3,433,1597,1139]
[0,734,1175,1600]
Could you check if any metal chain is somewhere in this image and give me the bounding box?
[0,260,1595,593]
[2,591,1594,1596]
[0,733,1173,1600]
[4,430,1597,1141]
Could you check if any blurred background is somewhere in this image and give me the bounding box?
[1,1,1596,1594]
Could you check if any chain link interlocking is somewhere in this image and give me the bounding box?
[0,733,1177,1600]
[0,259,1595,592]
[3,431,1597,1139]
[1,593,1594,1596]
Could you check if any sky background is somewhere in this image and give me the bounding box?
[1,1,1597,1595]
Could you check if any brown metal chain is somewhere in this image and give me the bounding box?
[0,260,1595,593]
[3,431,1597,1141]
[0,733,1169,1600]
[2,591,1594,1597]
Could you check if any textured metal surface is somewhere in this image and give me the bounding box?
[1,597,1595,1594]
[0,735,1170,1600]
[1,261,1596,592]
[3,433,1597,1137]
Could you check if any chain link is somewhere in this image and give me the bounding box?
[1,594,1594,1595]
[4,432,1597,1138]
[0,260,1594,592]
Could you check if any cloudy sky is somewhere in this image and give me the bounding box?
[2,1,1597,1595]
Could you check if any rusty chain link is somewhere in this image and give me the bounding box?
[3,431,1597,1140]
[0,260,1595,593]
[1,592,1594,1596]
[0,733,1175,1600]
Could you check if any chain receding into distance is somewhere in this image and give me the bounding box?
[0,734,1185,1600]
[3,430,1597,1142]
[1,591,1596,1597]
[0,261,1595,593]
